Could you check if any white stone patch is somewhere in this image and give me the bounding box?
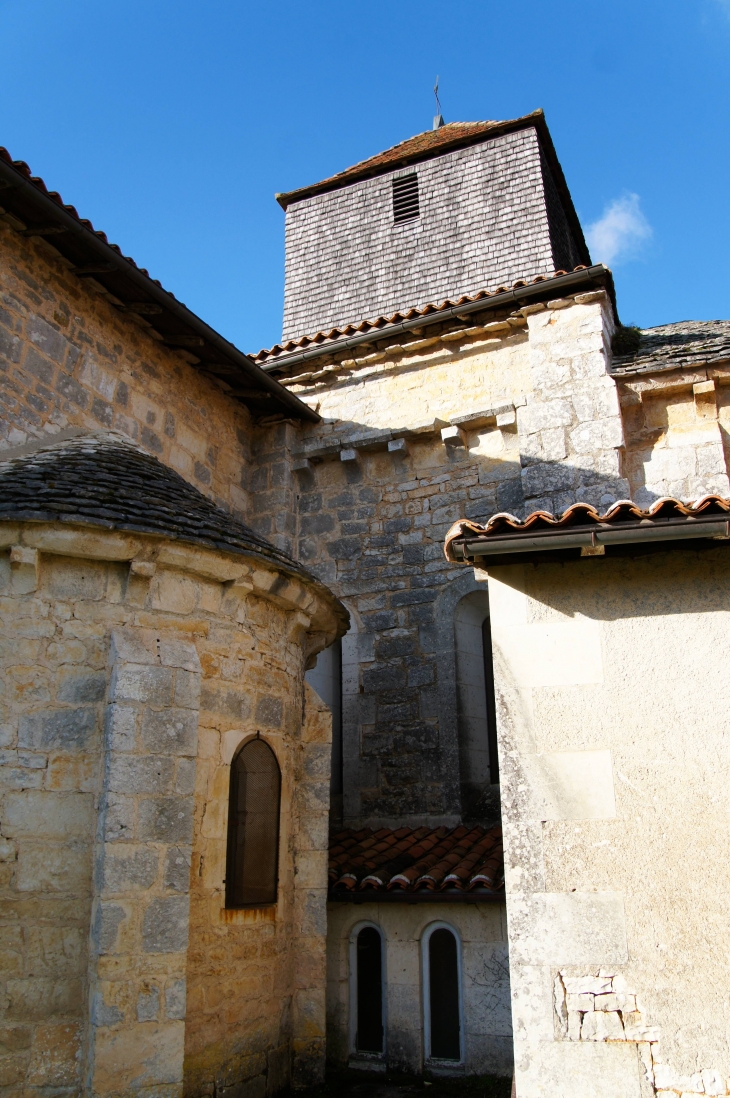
[554,971,730,1095]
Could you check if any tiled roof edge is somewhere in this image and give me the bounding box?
[0,148,318,423]
[255,265,613,371]
[444,495,730,562]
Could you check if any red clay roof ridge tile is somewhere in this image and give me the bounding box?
[328,823,503,895]
[253,268,591,366]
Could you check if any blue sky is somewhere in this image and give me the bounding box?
[1,0,728,353]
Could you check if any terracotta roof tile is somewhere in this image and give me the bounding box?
[252,269,590,367]
[328,824,503,895]
[444,495,730,561]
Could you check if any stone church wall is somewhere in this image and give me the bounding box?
[0,222,253,517]
[0,521,340,1096]
[254,293,630,826]
[255,289,730,830]
[326,900,512,1077]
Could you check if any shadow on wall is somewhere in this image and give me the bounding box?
[289,413,728,825]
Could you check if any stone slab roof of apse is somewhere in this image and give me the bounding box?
[0,431,349,628]
[611,321,730,377]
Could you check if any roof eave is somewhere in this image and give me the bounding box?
[0,153,320,424]
[260,265,616,374]
[450,516,730,562]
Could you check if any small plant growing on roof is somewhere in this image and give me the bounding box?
[611,324,642,356]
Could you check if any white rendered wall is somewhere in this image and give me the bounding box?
[487,552,730,1098]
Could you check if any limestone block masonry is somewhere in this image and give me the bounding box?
[0,221,253,516]
[0,517,345,1097]
[253,293,641,826]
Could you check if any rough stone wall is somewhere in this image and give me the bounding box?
[0,547,108,1094]
[88,625,201,1098]
[282,127,560,341]
[517,294,628,514]
[0,522,339,1096]
[183,655,331,1096]
[619,369,730,504]
[255,294,632,826]
[325,901,512,1076]
[487,550,730,1097]
[0,222,252,515]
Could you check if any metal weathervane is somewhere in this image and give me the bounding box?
[433,76,445,129]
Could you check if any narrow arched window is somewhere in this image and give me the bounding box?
[355,926,384,1053]
[225,737,281,908]
[424,925,462,1062]
[454,591,499,821]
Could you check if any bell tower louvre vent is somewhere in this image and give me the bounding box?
[392,173,420,224]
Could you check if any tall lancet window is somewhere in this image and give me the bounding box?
[225,737,281,908]
[423,923,463,1063]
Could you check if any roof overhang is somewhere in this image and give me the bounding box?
[445,498,730,566]
[0,150,319,423]
[260,265,615,374]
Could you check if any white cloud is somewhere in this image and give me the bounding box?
[586,193,652,266]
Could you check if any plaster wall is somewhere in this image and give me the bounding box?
[0,521,339,1096]
[325,901,512,1077]
[487,549,730,1097]
[0,223,253,516]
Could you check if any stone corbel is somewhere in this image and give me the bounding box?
[440,425,466,448]
[694,379,718,420]
[287,611,312,644]
[303,629,330,670]
[9,545,39,594]
[124,559,156,606]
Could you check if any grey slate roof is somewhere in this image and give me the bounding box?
[611,321,730,376]
[0,433,336,598]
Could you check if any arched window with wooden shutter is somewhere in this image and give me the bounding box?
[225,737,281,908]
